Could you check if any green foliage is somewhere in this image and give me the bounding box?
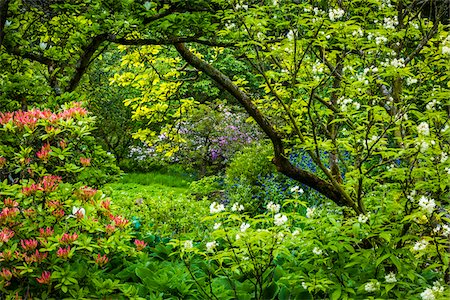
[174,197,450,299]
[226,143,275,185]
[104,178,209,238]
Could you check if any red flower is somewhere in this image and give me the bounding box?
[100,199,111,210]
[134,240,148,251]
[39,227,54,238]
[0,268,12,281]
[36,271,51,284]
[0,228,15,243]
[105,224,115,235]
[95,254,108,267]
[0,156,6,168]
[56,246,71,259]
[36,143,51,161]
[40,175,61,193]
[20,239,38,251]
[59,233,78,245]
[80,157,91,167]
[59,139,67,149]
[110,215,129,228]
[52,209,65,219]
[77,186,97,201]
[22,184,43,196]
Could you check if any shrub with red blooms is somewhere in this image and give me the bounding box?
[0,172,136,298]
[0,102,120,187]
[0,103,140,298]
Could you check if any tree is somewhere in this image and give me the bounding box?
[1,0,449,209]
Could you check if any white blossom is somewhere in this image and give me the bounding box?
[302,282,308,289]
[442,45,450,55]
[358,213,369,224]
[406,77,418,86]
[206,241,218,252]
[385,272,397,283]
[364,281,380,292]
[329,8,345,21]
[420,288,435,300]
[231,202,245,212]
[274,214,288,226]
[418,196,436,215]
[267,201,280,213]
[412,239,428,251]
[240,222,250,232]
[39,42,48,50]
[213,222,222,230]
[440,152,448,163]
[184,240,193,250]
[383,16,398,29]
[417,122,430,136]
[210,202,225,214]
[426,99,439,111]
[312,247,323,255]
[306,207,315,218]
[69,206,85,218]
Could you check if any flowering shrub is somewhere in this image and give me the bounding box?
[173,196,449,299]
[0,102,121,187]
[0,104,138,298]
[0,176,135,298]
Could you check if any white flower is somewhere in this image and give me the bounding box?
[420,288,435,300]
[274,213,288,226]
[206,241,218,252]
[412,239,428,251]
[426,99,439,111]
[358,213,369,224]
[440,152,448,163]
[210,202,225,214]
[442,224,450,236]
[417,122,430,136]
[267,202,280,213]
[406,77,418,86]
[143,1,152,10]
[364,281,380,292]
[306,207,315,218]
[442,45,450,55]
[301,282,308,289]
[184,240,193,250]
[383,16,398,29]
[385,272,397,283]
[420,141,429,152]
[329,8,345,21]
[292,229,301,236]
[39,42,48,50]
[312,247,323,255]
[231,202,245,212]
[418,196,436,215]
[69,206,85,218]
[240,222,250,232]
[5,20,11,27]
[235,233,241,240]
[432,281,444,293]
[213,222,222,230]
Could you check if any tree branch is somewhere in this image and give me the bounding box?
[66,33,108,92]
[174,42,353,209]
[0,0,10,46]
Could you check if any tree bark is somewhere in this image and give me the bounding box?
[0,0,10,47]
[174,42,352,209]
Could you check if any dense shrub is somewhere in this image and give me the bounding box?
[0,102,121,187]
[0,104,139,298]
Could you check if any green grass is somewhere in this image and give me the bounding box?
[118,171,194,188]
[103,171,209,238]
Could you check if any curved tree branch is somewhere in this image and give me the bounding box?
[0,0,10,46]
[174,42,354,210]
